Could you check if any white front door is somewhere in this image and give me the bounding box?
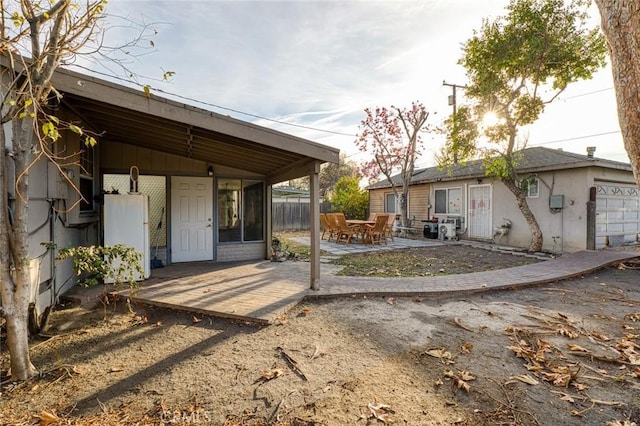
[468,185,492,239]
[171,176,213,262]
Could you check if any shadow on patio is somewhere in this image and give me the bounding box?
[118,260,311,324]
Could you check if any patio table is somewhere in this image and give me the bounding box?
[346,219,376,243]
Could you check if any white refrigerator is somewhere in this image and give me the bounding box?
[103,193,151,282]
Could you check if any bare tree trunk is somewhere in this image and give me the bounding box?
[0,118,38,380]
[503,178,543,252]
[594,0,640,185]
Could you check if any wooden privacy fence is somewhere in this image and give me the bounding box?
[272,201,332,231]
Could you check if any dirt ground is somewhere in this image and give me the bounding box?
[1,247,640,426]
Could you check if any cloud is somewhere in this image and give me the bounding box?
[89,0,625,164]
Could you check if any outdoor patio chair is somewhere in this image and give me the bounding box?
[319,213,336,241]
[364,214,388,245]
[325,213,341,242]
[367,212,378,221]
[385,213,396,241]
[335,213,359,245]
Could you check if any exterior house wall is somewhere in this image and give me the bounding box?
[408,184,430,223]
[1,120,99,314]
[428,170,596,253]
[100,140,269,263]
[369,188,386,214]
[369,184,431,224]
[490,169,591,253]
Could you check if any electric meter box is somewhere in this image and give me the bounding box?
[549,194,564,209]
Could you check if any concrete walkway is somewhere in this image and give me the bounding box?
[311,249,639,298]
[63,244,639,324]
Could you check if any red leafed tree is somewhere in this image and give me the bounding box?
[355,102,430,228]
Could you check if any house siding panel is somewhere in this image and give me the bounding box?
[408,184,430,223]
[369,189,386,214]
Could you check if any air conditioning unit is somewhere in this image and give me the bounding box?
[438,223,457,241]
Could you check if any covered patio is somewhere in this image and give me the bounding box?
[47,65,340,291]
[118,260,311,324]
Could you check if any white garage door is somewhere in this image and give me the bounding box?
[595,182,640,248]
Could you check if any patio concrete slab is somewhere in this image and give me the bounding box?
[64,246,639,325]
[116,261,310,325]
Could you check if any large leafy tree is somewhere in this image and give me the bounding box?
[593,1,640,186]
[355,102,430,228]
[0,0,155,380]
[319,153,359,198]
[456,0,607,251]
[285,153,359,197]
[436,105,479,166]
[329,176,369,220]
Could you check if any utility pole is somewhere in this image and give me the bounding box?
[442,81,467,164]
[442,80,467,116]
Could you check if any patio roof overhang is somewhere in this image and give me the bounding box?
[49,67,339,183]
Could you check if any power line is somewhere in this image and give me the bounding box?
[534,130,620,146]
[68,64,356,137]
[557,87,614,101]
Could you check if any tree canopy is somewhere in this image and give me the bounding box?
[355,102,430,227]
[453,0,607,251]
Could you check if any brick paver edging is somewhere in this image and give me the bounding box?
[307,250,639,299]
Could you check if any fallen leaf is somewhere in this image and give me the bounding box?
[590,332,610,341]
[257,368,284,382]
[300,308,312,315]
[559,393,575,403]
[109,366,124,373]
[460,343,473,354]
[511,374,539,385]
[572,382,588,391]
[625,313,640,322]
[386,297,395,305]
[367,402,393,423]
[458,370,476,381]
[567,344,589,352]
[426,348,452,360]
[192,316,201,324]
[557,327,580,339]
[35,410,62,425]
[456,379,471,393]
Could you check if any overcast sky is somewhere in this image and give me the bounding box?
[84,0,627,169]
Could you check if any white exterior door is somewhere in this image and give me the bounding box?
[468,185,492,239]
[171,177,213,262]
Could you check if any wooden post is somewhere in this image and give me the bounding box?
[310,161,321,290]
[586,186,596,250]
